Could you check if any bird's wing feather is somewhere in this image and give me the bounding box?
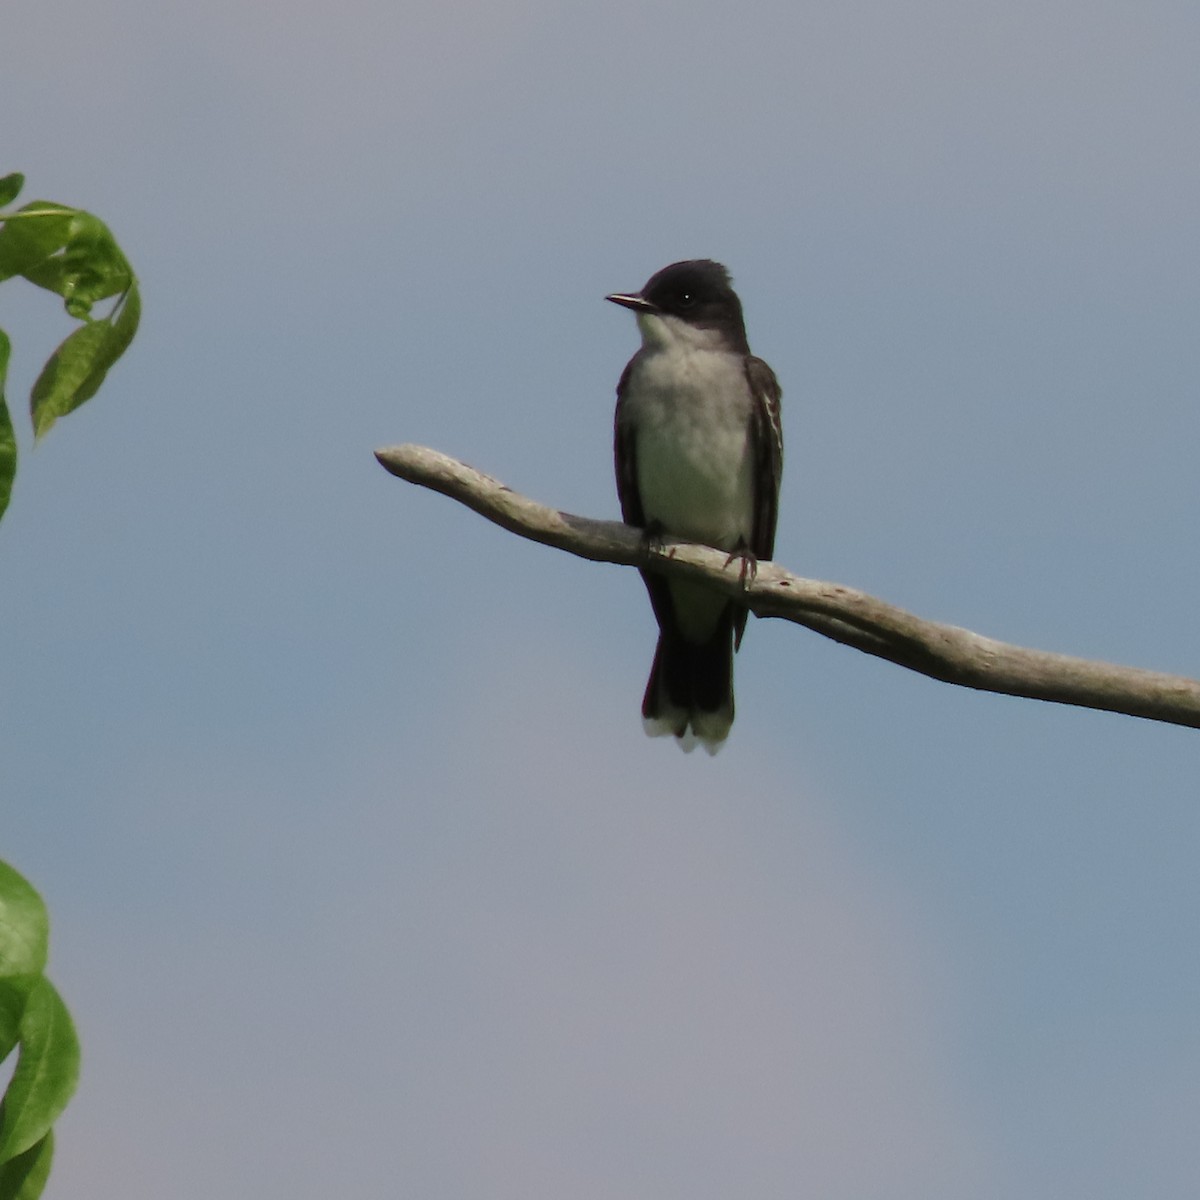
[613,358,644,528]
[733,355,783,648]
[745,354,783,563]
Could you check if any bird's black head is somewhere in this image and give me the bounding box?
[607,259,749,353]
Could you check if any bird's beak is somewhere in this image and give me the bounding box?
[606,292,658,314]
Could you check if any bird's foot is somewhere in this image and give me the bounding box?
[724,539,759,588]
[641,519,675,559]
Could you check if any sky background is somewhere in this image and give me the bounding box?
[3,1,1199,1196]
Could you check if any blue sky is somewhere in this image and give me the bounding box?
[4,1,1199,1196]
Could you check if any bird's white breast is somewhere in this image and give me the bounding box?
[626,338,756,551]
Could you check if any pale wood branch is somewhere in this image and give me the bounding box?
[376,443,1200,731]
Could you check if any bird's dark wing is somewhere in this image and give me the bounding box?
[613,357,644,528]
[733,355,783,648]
[745,354,783,563]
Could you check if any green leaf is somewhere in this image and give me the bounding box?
[0,979,36,1066]
[0,205,73,285]
[0,981,80,1163]
[0,865,48,981]
[0,176,23,210]
[29,322,110,439]
[30,284,140,439]
[20,213,132,318]
[106,281,141,358]
[0,331,14,523]
[0,1130,53,1200]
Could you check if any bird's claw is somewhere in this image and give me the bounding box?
[641,520,674,558]
[724,542,758,589]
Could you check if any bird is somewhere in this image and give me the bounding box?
[608,259,782,754]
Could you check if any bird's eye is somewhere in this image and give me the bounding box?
[676,291,696,308]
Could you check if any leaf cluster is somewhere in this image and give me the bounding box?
[0,171,122,1195]
[0,171,141,521]
[0,862,79,1200]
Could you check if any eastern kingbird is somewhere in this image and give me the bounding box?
[608,260,783,754]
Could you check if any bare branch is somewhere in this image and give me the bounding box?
[376,443,1200,731]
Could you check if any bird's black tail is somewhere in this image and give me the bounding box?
[641,608,735,754]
